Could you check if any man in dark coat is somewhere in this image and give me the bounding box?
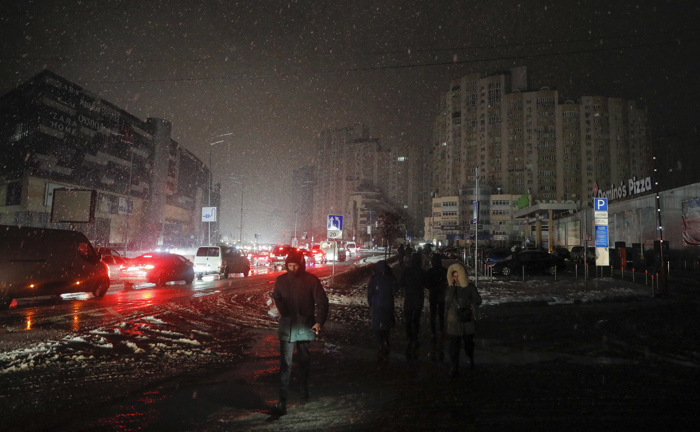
[367,260,398,361]
[397,243,405,265]
[425,253,447,360]
[399,252,428,360]
[271,250,329,415]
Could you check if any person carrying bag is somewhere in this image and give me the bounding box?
[445,262,482,377]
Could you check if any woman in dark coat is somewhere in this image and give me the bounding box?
[445,262,482,377]
[367,260,398,361]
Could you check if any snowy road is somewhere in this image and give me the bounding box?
[3,255,700,431]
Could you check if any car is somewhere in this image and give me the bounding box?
[488,250,567,276]
[250,250,271,266]
[345,241,357,256]
[120,252,194,290]
[193,245,250,279]
[270,245,297,270]
[101,254,128,282]
[0,225,111,308]
[97,247,129,282]
[301,249,317,266]
[310,246,327,264]
[483,248,511,265]
[551,246,571,260]
[320,241,346,262]
[570,246,596,264]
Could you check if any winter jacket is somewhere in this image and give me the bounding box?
[445,262,482,336]
[399,252,428,312]
[366,260,398,331]
[272,260,329,342]
[425,254,447,304]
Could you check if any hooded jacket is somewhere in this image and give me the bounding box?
[271,250,329,342]
[445,262,482,336]
[366,260,398,331]
[399,252,428,311]
[425,254,447,302]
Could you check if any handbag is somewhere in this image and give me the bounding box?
[456,306,473,323]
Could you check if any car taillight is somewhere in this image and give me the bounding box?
[144,264,155,269]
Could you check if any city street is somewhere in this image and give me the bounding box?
[3,254,700,431]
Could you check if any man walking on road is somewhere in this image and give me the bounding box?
[271,250,329,415]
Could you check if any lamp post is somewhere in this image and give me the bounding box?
[207,133,233,245]
[230,177,244,244]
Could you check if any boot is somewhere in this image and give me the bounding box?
[273,399,287,415]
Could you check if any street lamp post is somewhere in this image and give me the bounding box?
[207,133,233,245]
[230,177,244,244]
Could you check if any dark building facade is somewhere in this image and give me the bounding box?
[0,70,213,249]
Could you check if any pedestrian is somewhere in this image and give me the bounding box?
[425,253,447,360]
[367,260,398,361]
[399,252,428,360]
[405,244,413,264]
[397,243,405,265]
[445,262,482,377]
[270,250,329,415]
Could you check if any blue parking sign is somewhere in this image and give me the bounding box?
[594,198,608,211]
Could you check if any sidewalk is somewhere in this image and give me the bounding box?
[61,272,700,432]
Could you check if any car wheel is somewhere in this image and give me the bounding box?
[184,270,194,284]
[502,266,512,276]
[547,265,557,276]
[244,268,250,277]
[92,278,110,298]
[156,273,167,288]
[223,266,230,279]
[196,273,203,280]
[123,283,134,291]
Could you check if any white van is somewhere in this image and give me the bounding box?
[193,245,251,279]
[345,241,357,256]
[0,225,110,309]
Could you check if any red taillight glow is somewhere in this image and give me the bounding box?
[144,265,155,269]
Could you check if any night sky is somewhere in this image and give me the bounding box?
[2,0,698,243]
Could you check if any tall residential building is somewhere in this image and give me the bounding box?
[428,67,652,244]
[431,66,651,203]
[311,124,390,240]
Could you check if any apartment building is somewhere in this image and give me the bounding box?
[428,66,652,246]
[0,70,211,248]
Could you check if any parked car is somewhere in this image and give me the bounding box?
[570,246,596,263]
[483,248,511,265]
[0,225,110,308]
[551,246,572,260]
[488,250,567,276]
[121,252,194,290]
[193,245,250,279]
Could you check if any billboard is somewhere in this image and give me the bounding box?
[50,188,96,223]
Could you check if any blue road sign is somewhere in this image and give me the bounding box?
[595,225,609,247]
[327,214,343,231]
[594,198,608,211]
